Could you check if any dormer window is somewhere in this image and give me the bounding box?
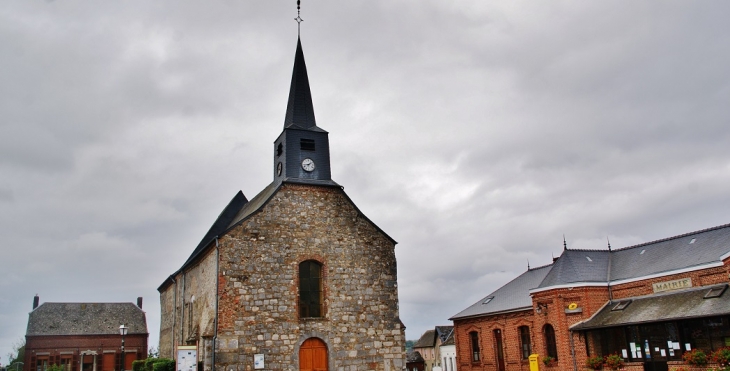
[704,285,727,299]
[612,300,631,311]
[301,139,315,151]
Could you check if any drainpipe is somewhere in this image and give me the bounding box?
[171,276,177,358]
[212,237,220,371]
[181,273,186,346]
[570,330,577,371]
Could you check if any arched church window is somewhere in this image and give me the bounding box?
[544,324,558,360]
[519,326,532,359]
[469,331,480,362]
[299,260,323,317]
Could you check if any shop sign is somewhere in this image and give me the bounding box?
[652,278,692,293]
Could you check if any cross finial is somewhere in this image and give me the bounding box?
[295,0,303,35]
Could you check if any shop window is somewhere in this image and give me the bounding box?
[544,324,558,360]
[519,326,532,359]
[299,260,323,318]
[61,357,72,371]
[469,331,480,362]
[36,358,49,371]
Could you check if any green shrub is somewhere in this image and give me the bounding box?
[46,365,65,371]
[144,358,159,371]
[585,355,603,370]
[711,347,730,369]
[683,349,708,366]
[132,360,146,371]
[604,354,625,371]
[152,359,174,371]
[542,356,556,367]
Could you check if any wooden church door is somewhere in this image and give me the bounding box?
[299,338,328,371]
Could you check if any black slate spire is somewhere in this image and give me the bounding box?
[284,38,317,129]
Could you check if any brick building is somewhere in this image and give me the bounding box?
[157,36,405,371]
[450,223,730,371]
[24,296,148,371]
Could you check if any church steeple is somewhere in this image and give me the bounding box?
[272,36,334,185]
[283,38,317,130]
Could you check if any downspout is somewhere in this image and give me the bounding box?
[212,237,220,371]
[570,330,577,371]
[171,276,177,358]
[181,272,186,346]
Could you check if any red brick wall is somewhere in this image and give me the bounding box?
[453,310,536,371]
[611,265,728,299]
[452,260,730,371]
[25,334,148,371]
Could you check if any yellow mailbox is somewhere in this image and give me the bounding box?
[529,354,540,371]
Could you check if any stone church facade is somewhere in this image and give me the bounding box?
[158,37,405,371]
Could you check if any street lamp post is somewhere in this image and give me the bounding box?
[119,325,128,371]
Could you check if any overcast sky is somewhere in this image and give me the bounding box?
[3,0,730,361]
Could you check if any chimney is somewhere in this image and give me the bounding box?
[33,294,39,310]
[137,297,143,309]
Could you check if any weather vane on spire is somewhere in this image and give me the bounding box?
[295,0,304,35]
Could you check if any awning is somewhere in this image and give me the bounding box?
[571,284,730,331]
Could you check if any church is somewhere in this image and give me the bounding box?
[157,32,405,371]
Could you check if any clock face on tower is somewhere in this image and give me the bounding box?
[301,158,315,172]
[277,162,283,176]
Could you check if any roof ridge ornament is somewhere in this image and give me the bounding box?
[295,0,303,36]
[607,236,612,251]
[563,235,567,251]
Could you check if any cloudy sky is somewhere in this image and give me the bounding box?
[3,0,730,360]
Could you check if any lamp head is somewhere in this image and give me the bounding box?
[119,324,128,336]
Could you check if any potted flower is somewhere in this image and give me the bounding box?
[682,349,708,366]
[585,355,603,370]
[711,347,730,368]
[542,356,557,367]
[604,354,625,371]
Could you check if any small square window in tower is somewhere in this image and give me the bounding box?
[300,139,315,151]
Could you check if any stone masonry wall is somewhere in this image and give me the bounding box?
[159,245,219,365]
[159,286,175,359]
[215,183,405,371]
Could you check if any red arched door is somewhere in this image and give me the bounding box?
[299,338,328,371]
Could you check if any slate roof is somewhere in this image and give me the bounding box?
[609,224,730,281]
[538,249,610,288]
[227,182,280,228]
[407,351,425,363]
[451,223,730,321]
[413,329,435,348]
[158,191,248,291]
[284,38,318,130]
[571,284,730,330]
[27,302,147,336]
[535,223,730,290]
[435,326,453,345]
[450,264,552,320]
